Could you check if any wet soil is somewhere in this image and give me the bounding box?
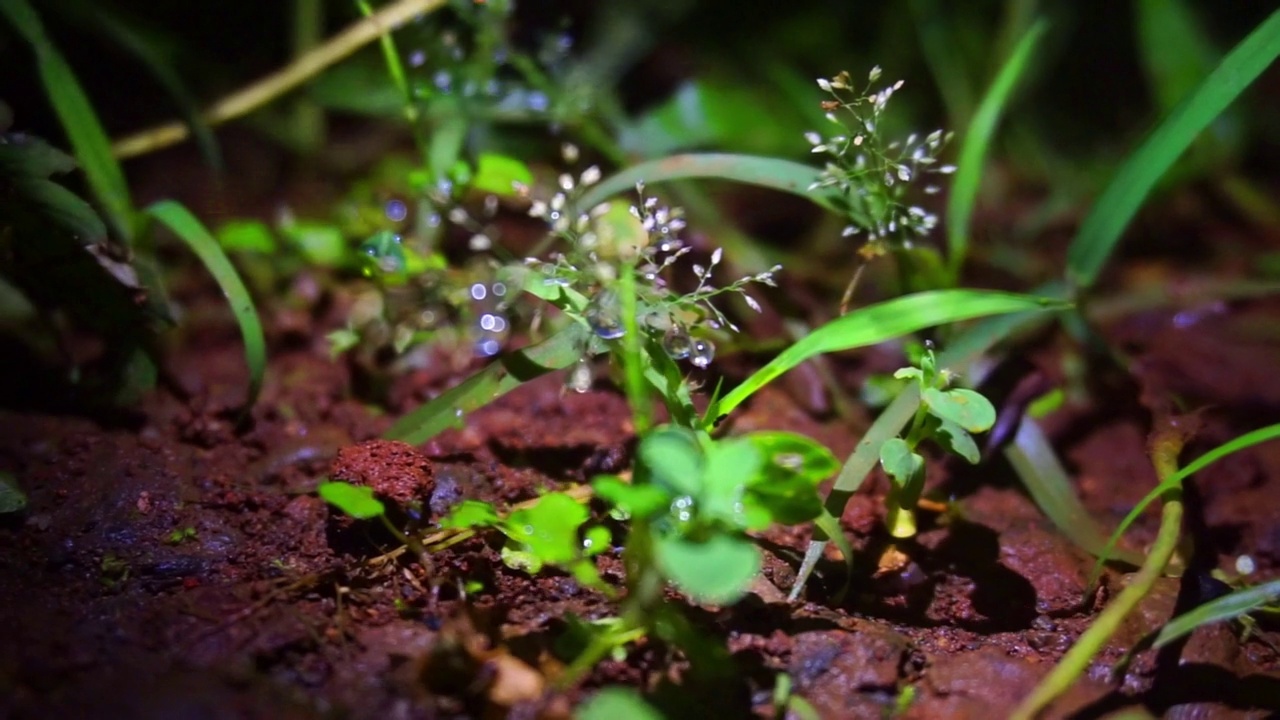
[2,154,1280,718]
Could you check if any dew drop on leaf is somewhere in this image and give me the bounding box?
[662,325,693,359]
[585,290,625,340]
[566,358,593,393]
[690,339,715,369]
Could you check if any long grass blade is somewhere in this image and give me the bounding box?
[145,200,265,409]
[1005,417,1144,566]
[1067,7,1280,289]
[1091,422,1280,585]
[1153,579,1280,649]
[946,19,1047,279]
[576,154,835,213]
[385,323,590,444]
[706,290,1065,424]
[0,0,135,240]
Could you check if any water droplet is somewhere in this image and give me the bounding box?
[492,282,507,297]
[690,339,715,369]
[585,290,625,340]
[566,358,592,393]
[359,231,405,275]
[774,452,804,470]
[433,70,453,93]
[384,199,407,222]
[662,325,692,360]
[476,338,501,357]
[407,49,427,67]
[470,283,488,301]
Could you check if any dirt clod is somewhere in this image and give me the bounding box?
[330,439,435,506]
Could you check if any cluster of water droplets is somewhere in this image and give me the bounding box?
[469,280,510,357]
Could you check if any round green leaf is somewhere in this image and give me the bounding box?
[576,688,664,720]
[471,153,534,197]
[654,533,761,605]
[638,427,705,496]
[879,438,924,489]
[439,499,500,529]
[505,492,589,565]
[922,387,996,433]
[593,475,671,519]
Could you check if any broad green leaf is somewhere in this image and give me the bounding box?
[318,481,385,519]
[701,438,762,529]
[618,78,805,157]
[146,200,266,409]
[0,0,136,240]
[575,153,836,215]
[947,19,1047,277]
[743,432,840,487]
[281,221,347,267]
[217,220,277,254]
[922,387,996,433]
[1067,8,1280,289]
[637,427,705,497]
[654,533,761,605]
[384,323,590,444]
[505,492,589,566]
[576,688,664,720]
[708,290,1064,423]
[582,526,611,557]
[879,438,924,489]
[1153,579,1280,649]
[1093,422,1280,582]
[592,476,671,520]
[0,471,27,514]
[438,499,500,529]
[471,153,534,197]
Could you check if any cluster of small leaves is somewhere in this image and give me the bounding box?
[807,68,954,252]
[879,347,995,538]
[439,492,612,590]
[593,428,837,604]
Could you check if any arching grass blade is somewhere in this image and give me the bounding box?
[145,200,265,409]
[1152,579,1280,649]
[385,323,589,444]
[1067,7,1280,290]
[705,290,1065,425]
[946,19,1047,279]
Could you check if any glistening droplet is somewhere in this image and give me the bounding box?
[690,339,715,369]
[584,290,625,340]
[662,325,692,360]
[566,358,592,394]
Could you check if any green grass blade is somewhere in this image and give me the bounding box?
[384,323,589,444]
[1091,422,1280,584]
[575,153,835,213]
[1135,0,1218,114]
[145,200,265,408]
[946,19,1047,279]
[1153,579,1280,649]
[0,0,136,240]
[707,290,1065,424]
[1005,417,1144,566]
[1067,7,1280,289]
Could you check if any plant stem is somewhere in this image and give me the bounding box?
[111,0,447,159]
[1009,426,1188,720]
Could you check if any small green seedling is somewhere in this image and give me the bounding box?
[595,427,837,605]
[165,527,198,545]
[0,472,27,515]
[439,492,612,591]
[879,347,995,538]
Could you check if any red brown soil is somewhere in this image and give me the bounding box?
[1,153,1279,718]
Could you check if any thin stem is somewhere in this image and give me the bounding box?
[112,0,447,159]
[1009,426,1188,720]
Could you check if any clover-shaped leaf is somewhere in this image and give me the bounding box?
[879,438,924,489]
[654,533,761,605]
